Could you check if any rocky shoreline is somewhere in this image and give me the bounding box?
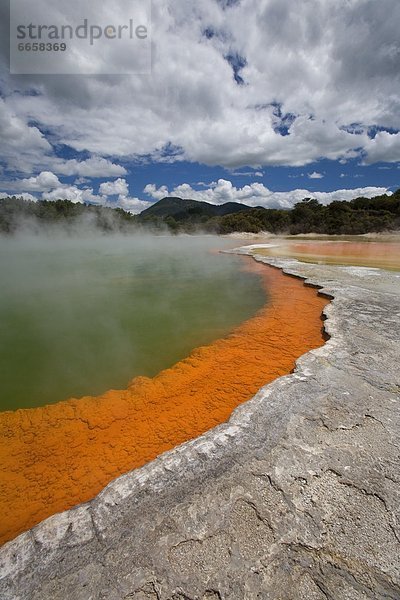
[1,249,399,600]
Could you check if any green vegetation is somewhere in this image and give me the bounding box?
[139,196,251,230]
[139,196,250,219]
[0,197,137,234]
[1,188,399,235]
[139,190,400,234]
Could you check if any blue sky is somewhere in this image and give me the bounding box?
[1,0,399,212]
[118,157,400,198]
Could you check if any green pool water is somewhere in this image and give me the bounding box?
[0,235,267,411]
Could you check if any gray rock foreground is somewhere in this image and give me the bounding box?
[1,251,400,600]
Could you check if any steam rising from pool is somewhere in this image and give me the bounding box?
[0,234,266,411]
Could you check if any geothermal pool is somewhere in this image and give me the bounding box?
[248,237,400,271]
[0,235,266,411]
[0,235,329,545]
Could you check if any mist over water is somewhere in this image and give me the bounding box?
[0,234,266,411]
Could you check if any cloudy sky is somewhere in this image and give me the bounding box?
[1,0,399,213]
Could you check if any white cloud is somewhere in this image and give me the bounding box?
[363,132,400,164]
[0,98,52,173]
[0,171,61,193]
[0,192,38,202]
[115,196,153,214]
[145,179,390,210]
[0,95,128,175]
[3,170,105,204]
[0,0,399,172]
[99,178,129,196]
[1,174,391,216]
[16,175,148,213]
[231,171,264,177]
[196,181,217,188]
[308,171,324,179]
[0,172,147,212]
[42,185,100,204]
[54,157,127,178]
[143,184,169,200]
[20,171,61,192]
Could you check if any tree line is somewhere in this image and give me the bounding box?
[1,189,399,235]
[141,190,400,235]
[0,197,136,234]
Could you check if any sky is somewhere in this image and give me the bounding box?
[1,0,400,213]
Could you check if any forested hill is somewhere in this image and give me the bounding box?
[139,196,251,218]
[138,191,400,234]
[1,190,399,235]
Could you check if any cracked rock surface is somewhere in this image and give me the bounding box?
[0,252,399,600]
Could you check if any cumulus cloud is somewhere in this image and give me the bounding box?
[0,92,128,175]
[363,132,400,164]
[0,98,52,173]
[0,192,38,202]
[0,171,149,214]
[1,0,399,172]
[0,171,62,193]
[143,184,169,201]
[42,185,100,204]
[53,158,127,178]
[99,178,129,196]
[20,171,61,192]
[0,173,391,215]
[308,171,324,179]
[115,196,153,214]
[144,179,390,210]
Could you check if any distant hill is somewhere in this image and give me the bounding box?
[139,197,251,220]
[1,189,399,235]
[138,191,400,235]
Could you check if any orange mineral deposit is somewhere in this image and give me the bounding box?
[261,240,400,271]
[0,261,329,545]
